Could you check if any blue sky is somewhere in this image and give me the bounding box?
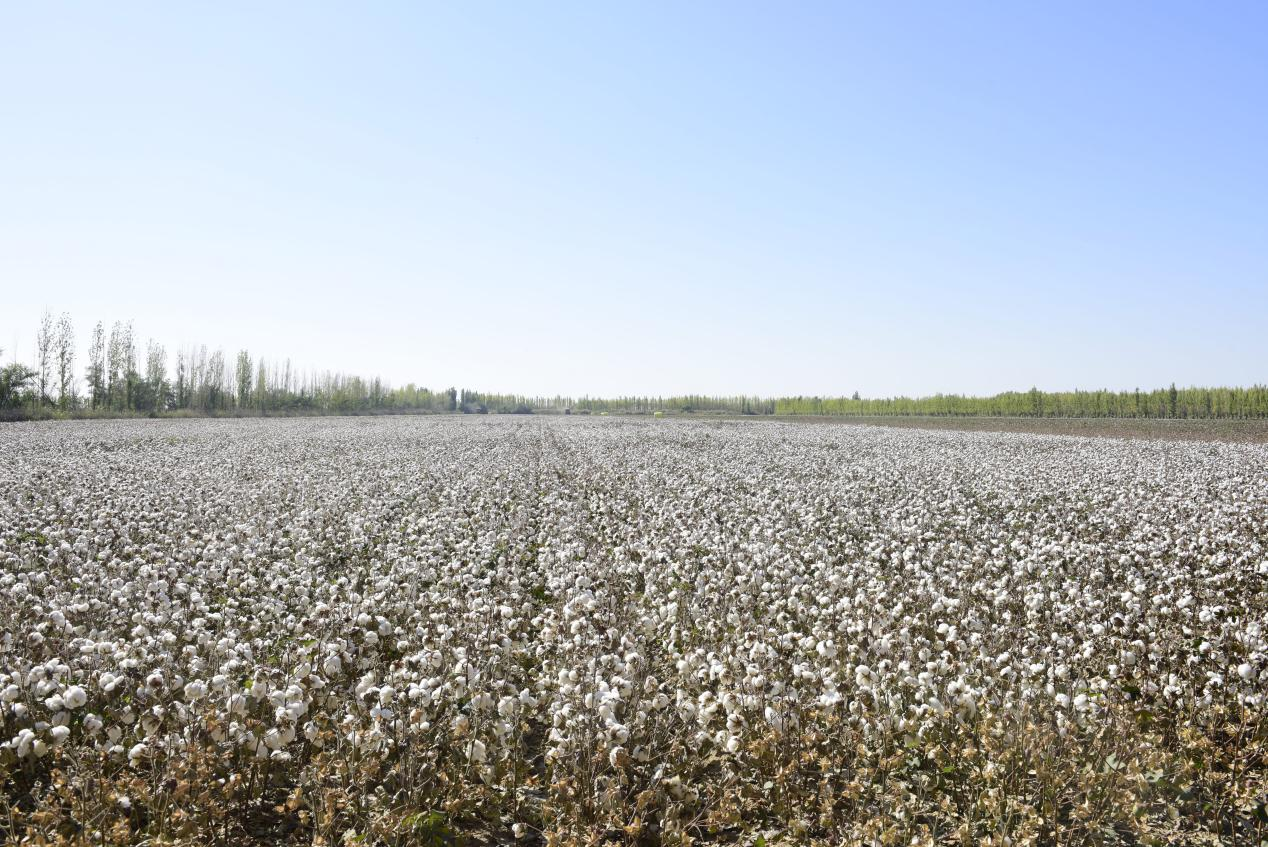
[2,2,1265,397]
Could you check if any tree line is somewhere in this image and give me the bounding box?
[2,311,462,418]
[539,388,1267,419]
[771,385,1268,419]
[3,311,1265,420]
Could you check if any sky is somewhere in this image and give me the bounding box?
[2,2,1266,398]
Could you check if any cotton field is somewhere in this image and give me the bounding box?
[1,417,1266,846]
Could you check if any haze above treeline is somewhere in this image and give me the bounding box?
[2,312,1266,421]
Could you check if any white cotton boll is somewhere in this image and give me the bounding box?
[44,694,65,711]
[183,680,206,701]
[50,725,71,745]
[467,739,487,763]
[264,727,294,750]
[378,686,395,706]
[128,743,147,764]
[14,730,34,758]
[1237,663,1254,681]
[63,686,88,709]
[355,674,376,698]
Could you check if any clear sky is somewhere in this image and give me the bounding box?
[2,2,1265,398]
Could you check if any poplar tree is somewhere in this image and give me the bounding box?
[235,350,253,410]
[86,322,106,409]
[55,313,75,410]
[35,310,54,408]
[144,341,168,413]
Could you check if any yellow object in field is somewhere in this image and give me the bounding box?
[653,411,665,418]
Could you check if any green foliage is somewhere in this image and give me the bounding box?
[400,810,455,846]
[771,385,1268,418]
[0,361,36,410]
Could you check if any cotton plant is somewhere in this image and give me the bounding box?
[0,415,1265,844]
